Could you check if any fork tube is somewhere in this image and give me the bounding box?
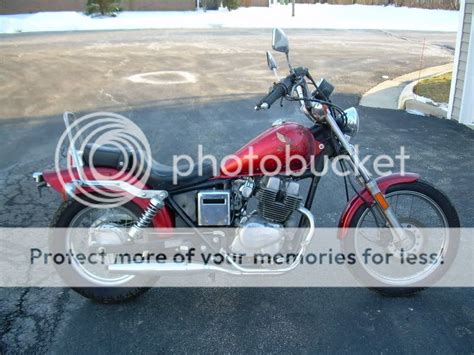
[324,112,370,181]
[325,112,405,241]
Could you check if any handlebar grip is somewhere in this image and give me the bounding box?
[255,84,287,110]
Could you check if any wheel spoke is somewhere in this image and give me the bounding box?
[67,205,138,285]
[354,189,449,285]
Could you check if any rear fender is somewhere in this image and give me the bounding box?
[42,167,175,228]
[338,173,420,239]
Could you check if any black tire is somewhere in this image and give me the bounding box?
[50,199,155,304]
[341,180,460,297]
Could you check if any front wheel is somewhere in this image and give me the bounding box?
[342,180,460,297]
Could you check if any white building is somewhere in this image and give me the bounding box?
[449,0,474,127]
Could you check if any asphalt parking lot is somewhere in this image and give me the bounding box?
[0,29,473,353]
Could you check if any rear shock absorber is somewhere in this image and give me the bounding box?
[128,196,165,240]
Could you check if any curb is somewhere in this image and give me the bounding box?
[360,63,453,111]
[398,79,449,119]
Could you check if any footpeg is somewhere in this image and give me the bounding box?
[32,172,47,197]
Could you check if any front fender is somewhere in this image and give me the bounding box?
[338,173,419,239]
[42,167,175,228]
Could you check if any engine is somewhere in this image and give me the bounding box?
[255,176,301,223]
[230,176,302,255]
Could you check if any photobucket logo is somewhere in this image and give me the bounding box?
[172,145,410,183]
[54,112,152,208]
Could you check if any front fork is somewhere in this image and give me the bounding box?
[323,112,407,245]
[295,85,407,245]
[294,85,403,234]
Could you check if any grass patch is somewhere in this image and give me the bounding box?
[414,72,452,103]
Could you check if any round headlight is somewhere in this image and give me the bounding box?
[343,107,359,137]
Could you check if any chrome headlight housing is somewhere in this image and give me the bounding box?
[343,107,360,138]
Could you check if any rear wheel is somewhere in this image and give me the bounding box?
[50,199,155,303]
[342,181,460,297]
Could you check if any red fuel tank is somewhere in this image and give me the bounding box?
[218,122,321,177]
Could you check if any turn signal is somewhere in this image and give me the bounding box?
[374,192,390,210]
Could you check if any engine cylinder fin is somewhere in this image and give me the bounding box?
[255,177,302,223]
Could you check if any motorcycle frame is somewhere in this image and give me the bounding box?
[165,156,325,228]
[38,110,419,233]
[36,108,421,276]
[38,81,421,250]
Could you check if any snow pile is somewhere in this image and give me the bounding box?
[0,4,459,34]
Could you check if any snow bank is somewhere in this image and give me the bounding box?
[0,4,459,34]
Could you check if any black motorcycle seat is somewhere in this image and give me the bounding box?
[82,144,215,191]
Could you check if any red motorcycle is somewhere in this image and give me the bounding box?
[34,29,459,303]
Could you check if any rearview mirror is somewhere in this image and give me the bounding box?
[266,51,278,71]
[272,28,289,54]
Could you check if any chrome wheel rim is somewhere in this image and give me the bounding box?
[66,206,138,286]
[355,190,449,286]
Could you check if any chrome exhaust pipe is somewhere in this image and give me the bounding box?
[108,262,242,275]
[108,261,294,276]
[108,205,315,276]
